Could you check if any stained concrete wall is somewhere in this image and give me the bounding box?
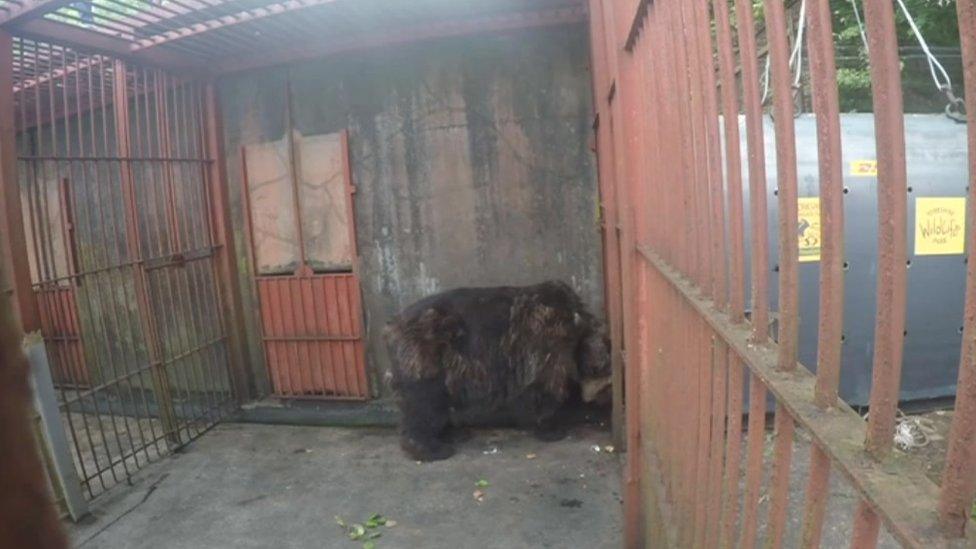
[219,26,603,398]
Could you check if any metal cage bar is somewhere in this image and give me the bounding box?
[590,0,976,546]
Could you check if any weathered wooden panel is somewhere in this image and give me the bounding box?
[243,138,299,274]
[298,133,353,271]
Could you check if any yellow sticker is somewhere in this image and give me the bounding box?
[915,197,966,256]
[798,197,821,263]
[850,160,878,177]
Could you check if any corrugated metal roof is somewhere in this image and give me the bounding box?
[3,0,585,67]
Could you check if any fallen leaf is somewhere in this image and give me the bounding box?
[473,489,485,502]
[604,445,615,453]
[349,524,366,541]
[385,520,398,528]
[475,479,489,488]
[525,453,537,460]
[335,516,347,528]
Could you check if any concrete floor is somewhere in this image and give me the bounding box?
[68,423,622,549]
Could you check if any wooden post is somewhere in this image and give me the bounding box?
[0,30,39,333]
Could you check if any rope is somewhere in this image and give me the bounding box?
[848,0,869,54]
[760,0,805,107]
[789,0,806,89]
[894,0,966,122]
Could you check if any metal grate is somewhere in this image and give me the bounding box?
[589,0,976,546]
[13,35,236,499]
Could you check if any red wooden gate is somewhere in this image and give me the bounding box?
[241,129,368,400]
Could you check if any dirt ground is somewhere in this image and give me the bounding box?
[897,409,955,486]
[66,423,622,549]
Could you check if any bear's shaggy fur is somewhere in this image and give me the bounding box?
[384,281,610,461]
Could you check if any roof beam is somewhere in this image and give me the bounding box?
[12,18,203,70]
[216,5,587,75]
[0,0,74,26]
[132,0,339,52]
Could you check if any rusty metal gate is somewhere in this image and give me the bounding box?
[589,0,976,547]
[7,36,241,500]
[240,124,368,400]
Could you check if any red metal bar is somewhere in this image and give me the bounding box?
[764,0,799,372]
[862,0,909,461]
[0,29,39,331]
[712,0,748,538]
[734,0,770,343]
[766,403,796,548]
[721,353,745,547]
[850,501,882,549]
[706,340,728,549]
[800,444,831,548]
[937,0,976,537]
[805,0,846,407]
[693,0,727,309]
[203,82,253,402]
[739,372,767,549]
[586,0,626,448]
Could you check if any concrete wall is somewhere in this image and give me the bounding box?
[219,26,603,398]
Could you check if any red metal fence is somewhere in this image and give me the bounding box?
[588,0,976,546]
[241,130,369,400]
[3,34,246,499]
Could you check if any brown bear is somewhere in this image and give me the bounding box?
[384,280,610,461]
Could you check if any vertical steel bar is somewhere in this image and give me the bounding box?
[861,0,909,461]
[850,500,882,549]
[765,403,796,549]
[113,60,181,447]
[0,30,40,332]
[764,0,799,372]
[799,0,846,543]
[706,339,728,548]
[203,81,250,403]
[806,0,846,407]
[693,0,728,309]
[620,131,644,549]
[739,373,767,549]
[735,0,771,343]
[800,444,831,548]
[714,0,748,542]
[722,354,745,546]
[586,0,625,448]
[937,0,976,537]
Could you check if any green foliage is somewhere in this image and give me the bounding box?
[754,0,963,112]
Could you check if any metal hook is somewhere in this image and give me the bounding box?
[942,87,967,124]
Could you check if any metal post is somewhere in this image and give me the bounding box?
[112,60,181,446]
[203,81,254,402]
[26,335,88,521]
[0,30,40,332]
